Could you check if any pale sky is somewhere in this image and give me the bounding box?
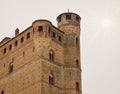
[0,0,120,94]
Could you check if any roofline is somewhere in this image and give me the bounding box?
[56,12,81,21]
[0,26,32,47]
[32,19,52,25]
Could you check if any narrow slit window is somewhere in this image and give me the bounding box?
[59,36,62,42]
[4,48,6,54]
[76,82,80,91]
[9,44,12,50]
[1,90,4,94]
[15,41,18,46]
[76,38,79,45]
[53,32,56,38]
[21,37,24,43]
[9,64,13,73]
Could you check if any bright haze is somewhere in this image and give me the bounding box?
[0,0,120,94]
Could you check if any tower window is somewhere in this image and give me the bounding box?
[76,82,80,91]
[76,16,80,22]
[38,26,43,31]
[59,36,62,42]
[27,32,30,39]
[49,71,54,85]
[76,60,79,67]
[14,40,18,46]
[9,44,12,50]
[1,90,4,94]
[9,63,13,73]
[76,38,79,45]
[3,48,6,54]
[66,14,71,20]
[58,16,61,22]
[53,32,56,38]
[49,50,54,61]
[21,37,24,43]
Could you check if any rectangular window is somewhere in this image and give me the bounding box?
[59,36,62,42]
[38,26,43,31]
[3,48,6,54]
[66,14,71,20]
[1,90,4,94]
[27,32,30,39]
[53,32,56,38]
[21,37,24,43]
[14,41,18,46]
[76,82,80,91]
[9,44,12,50]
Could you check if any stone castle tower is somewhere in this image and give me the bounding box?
[0,12,82,94]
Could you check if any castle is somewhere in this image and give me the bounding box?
[0,12,82,94]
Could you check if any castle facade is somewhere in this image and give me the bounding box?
[0,12,82,94]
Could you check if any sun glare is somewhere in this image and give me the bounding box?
[101,19,111,29]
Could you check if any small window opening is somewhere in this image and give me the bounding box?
[1,90,4,94]
[9,63,13,73]
[76,60,79,67]
[21,37,24,43]
[38,26,43,31]
[66,14,71,20]
[58,16,61,22]
[76,38,79,45]
[9,44,12,50]
[59,36,62,42]
[27,32,30,39]
[76,16,80,22]
[4,48,6,54]
[49,51,54,61]
[76,82,80,91]
[53,32,56,38]
[15,41,18,46]
[49,71,54,85]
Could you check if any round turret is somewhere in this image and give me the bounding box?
[56,12,81,33]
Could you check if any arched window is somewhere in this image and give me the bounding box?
[76,38,79,45]
[49,50,54,61]
[49,71,55,85]
[9,63,13,73]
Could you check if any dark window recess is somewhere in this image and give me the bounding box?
[49,52,54,61]
[9,44,12,50]
[4,48,6,54]
[76,82,80,91]
[9,64,13,73]
[53,32,56,38]
[48,27,50,34]
[66,14,71,20]
[27,33,30,39]
[1,90,4,94]
[76,38,79,45]
[21,37,24,43]
[38,26,43,31]
[15,41,18,46]
[59,36,62,42]
[58,16,61,22]
[76,16,80,22]
[76,60,79,67]
[49,76,54,85]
